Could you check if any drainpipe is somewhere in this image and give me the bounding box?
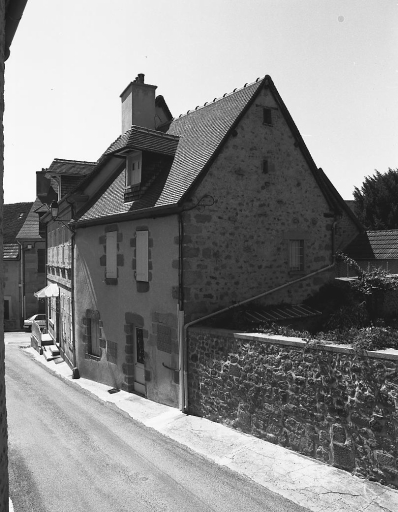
[17,241,24,328]
[179,263,335,413]
[64,199,79,379]
[332,221,337,264]
[177,213,185,410]
[70,229,79,379]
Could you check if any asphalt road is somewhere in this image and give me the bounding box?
[5,334,307,512]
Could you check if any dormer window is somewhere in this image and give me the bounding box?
[126,151,142,188]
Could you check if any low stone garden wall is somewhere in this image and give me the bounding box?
[187,327,398,487]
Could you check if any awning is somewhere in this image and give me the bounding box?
[34,283,60,298]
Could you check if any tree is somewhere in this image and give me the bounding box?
[353,168,398,229]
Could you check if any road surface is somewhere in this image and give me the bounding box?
[5,333,307,512]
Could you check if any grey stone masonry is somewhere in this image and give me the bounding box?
[188,327,398,488]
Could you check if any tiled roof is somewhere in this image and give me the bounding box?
[78,74,358,227]
[80,78,263,221]
[3,244,19,260]
[104,126,179,157]
[345,230,398,260]
[16,197,45,240]
[3,202,33,243]
[46,159,96,176]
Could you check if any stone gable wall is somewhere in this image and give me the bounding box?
[188,327,398,487]
[181,85,360,322]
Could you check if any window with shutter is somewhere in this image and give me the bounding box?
[126,152,142,187]
[106,231,117,278]
[136,230,148,282]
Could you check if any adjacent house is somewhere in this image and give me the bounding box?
[16,198,47,324]
[3,199,48,331]
[41,73,361,410]
[3,202,32,330]
[36,159,95,371]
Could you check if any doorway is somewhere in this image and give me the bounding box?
[134,327,146,395]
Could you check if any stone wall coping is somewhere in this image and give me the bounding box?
[189,326,398,362]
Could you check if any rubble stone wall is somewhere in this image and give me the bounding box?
[188,327,398,487]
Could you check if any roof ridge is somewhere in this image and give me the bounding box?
[176,76,264,119]
[53,158,97,165]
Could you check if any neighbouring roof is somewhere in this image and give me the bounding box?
[244,304,322,323]
[3,202,33,244]
[344,230,398,260]
[45,158,97,176]
[16,197,45,240]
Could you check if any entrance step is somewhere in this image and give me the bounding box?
[43,345,61,361]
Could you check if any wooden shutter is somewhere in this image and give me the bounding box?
[106,231,117,278]
[136,230,148,282]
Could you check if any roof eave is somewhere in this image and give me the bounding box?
[75,203,180,229]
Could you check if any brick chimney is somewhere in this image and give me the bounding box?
[120,73,157,133]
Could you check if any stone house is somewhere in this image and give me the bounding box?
[41,73,361,411]
[1,1,31,509]
[3,202,32,330]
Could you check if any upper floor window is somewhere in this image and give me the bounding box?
[263,108,273,126]
[289,240,304,271]
[106,231,118,279]
[126,151,142,188]
[37,249,46,273]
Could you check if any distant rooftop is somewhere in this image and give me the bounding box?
[345,230,398,260]
[45,158,96,176]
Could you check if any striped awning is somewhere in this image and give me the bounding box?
[34,283,59,298]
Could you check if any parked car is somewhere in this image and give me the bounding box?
[23,314,46,331]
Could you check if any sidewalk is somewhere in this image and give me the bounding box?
[18,338,398,512]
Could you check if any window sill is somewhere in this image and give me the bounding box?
[85,353,101,361]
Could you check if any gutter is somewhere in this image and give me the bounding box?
[179,263,335,413]
[74,203,181,229]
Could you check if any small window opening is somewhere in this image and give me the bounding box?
[263,108,272,125]
[289,240,304,271]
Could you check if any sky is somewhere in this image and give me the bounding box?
[4,0,398,204]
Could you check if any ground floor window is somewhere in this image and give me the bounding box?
[85,310,101,357]
[4,298,10,320]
